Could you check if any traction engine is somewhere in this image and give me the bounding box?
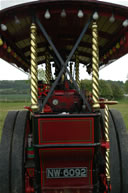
[24,61,115,193]
[32,78,101,193]
[0,1,128,193]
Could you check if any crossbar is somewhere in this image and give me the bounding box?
[35,15,92,111]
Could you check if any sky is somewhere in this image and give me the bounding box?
[0,0,128,82]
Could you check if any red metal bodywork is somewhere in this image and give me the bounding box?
[38,117,94,145]
[32,116,98,192]
[47,90,82,113]
[39,148,94,191]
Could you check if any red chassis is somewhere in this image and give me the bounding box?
[30,111,101,193]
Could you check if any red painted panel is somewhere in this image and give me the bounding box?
[38,118,94,145]
[39,148,94,189]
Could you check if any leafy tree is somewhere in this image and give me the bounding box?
[107,80,124,92]
[80,79,92,91]
[99,80,113,100]
[80,79,124,100]
[110,83,124,100]
[124,80,128,94]
[80,79,113,99]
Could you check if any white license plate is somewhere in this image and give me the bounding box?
[46,167,87,178]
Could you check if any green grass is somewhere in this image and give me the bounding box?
[0,94,30,102]
[0,102,30,137]
[110,102,128,129]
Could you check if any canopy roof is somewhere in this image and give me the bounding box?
[0,0,128,73]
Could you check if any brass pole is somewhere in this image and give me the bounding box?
[30,22,38,112]
[92,21,100,109]
[104,104,110,183]
[75,52,80,87]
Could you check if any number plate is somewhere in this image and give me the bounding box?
[46,167,87,178]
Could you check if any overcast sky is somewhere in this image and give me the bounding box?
[0,0,128,82]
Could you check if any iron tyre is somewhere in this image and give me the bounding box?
[0,111,19,193]
[100,109,121,193]
[11,110,30,193]
[109,109,128,193]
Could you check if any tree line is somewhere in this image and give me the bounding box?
[0,80,30,95]
[0,79,128,100]
[80,79,128,100]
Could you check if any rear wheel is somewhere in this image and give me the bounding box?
[0,111,18,193]
[11,110,30,193]
[109,109,128,193]
[0,110,31,193]
[100,109,121,193]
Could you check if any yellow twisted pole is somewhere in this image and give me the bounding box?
[30,22,38,112]
[104,104,109,142]
[92,21,100,109]
[104,104,110,183]
[75,52,80,88]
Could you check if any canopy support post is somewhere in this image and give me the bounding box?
[104,104,111,192]
[30,21,38,112]
[75,52,80,88]
[92,21,100,110]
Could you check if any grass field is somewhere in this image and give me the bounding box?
[0,101,128,137]
[0,102,30,137]
[0,94,30,102]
